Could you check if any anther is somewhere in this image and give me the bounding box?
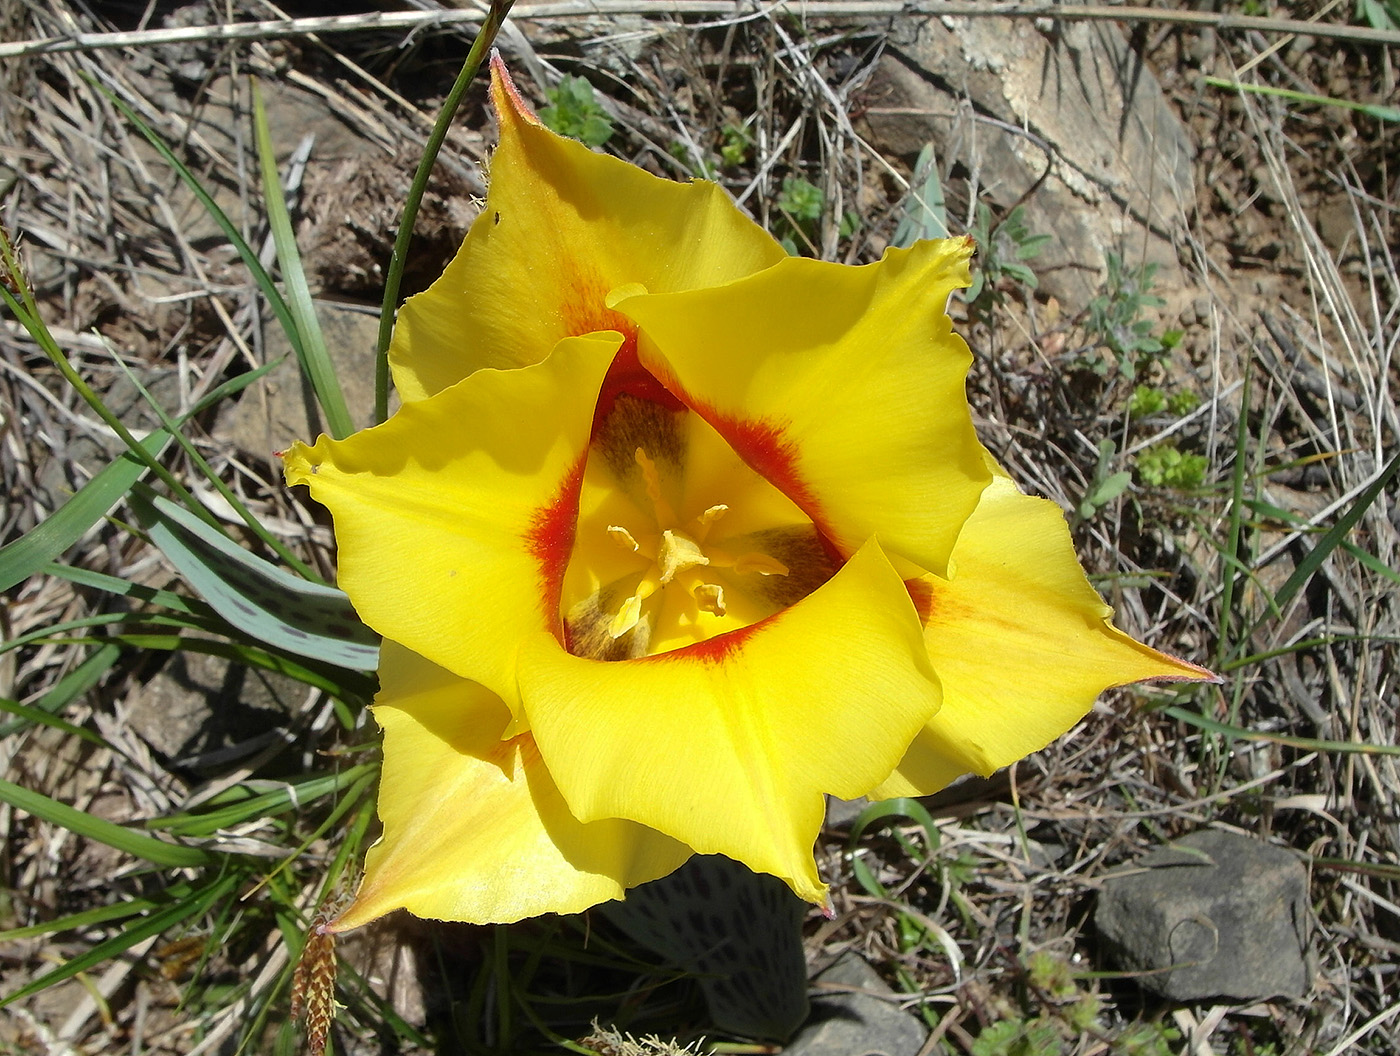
[693,582,726,616]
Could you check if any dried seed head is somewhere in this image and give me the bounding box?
[290,893,348,1055]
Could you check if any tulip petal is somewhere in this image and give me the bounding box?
[518,539,942,904]
[332,642,691,930]
[283,332,620,710]
[873,467,1215,798]
[389,62,787,402]
[619,238,990,578]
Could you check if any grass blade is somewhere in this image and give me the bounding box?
[0,348,282,593]
[252,82,353,440]
[93,80,305,364]
[0,778,217,868]
[1166,706,1400,757]
[0,429,171,593]
[128,488,380,671]
[0,642,121,738]
[1268,446,1400,615]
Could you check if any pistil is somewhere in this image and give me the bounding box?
[604,446,790,640]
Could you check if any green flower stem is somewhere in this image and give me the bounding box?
[374,0,516,424]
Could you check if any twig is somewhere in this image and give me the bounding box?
[3,2,1397,60]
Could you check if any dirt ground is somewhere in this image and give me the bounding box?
[2,2,1397,1054]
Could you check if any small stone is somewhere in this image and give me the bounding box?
[219,302,385,456]
[1094,830,1311,1001]
[825,795,869,830]
[784,953,928,1056]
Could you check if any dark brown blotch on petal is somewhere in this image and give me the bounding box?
[564,586,653,661]
[594,394,686,499]
[722,526,838,607]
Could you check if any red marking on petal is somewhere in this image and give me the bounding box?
[593,334,685,425]
[711,414,821,518]
[685,396,844,562]
[527,454,587,641]
[906,579,935,626]
[645,615,773,666]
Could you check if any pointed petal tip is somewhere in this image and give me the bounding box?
[323,899,377,935]
[489,53,541,127]
[1141,650,1223,686]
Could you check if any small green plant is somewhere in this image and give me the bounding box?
[776,175,824,255]
[539,74,613,147]
[1128,384,1168,418]
[1128,385,1200,419]
[1025,950,1077,1000]
[971,1017,1064,1056]
[966,202,1051,314]
[1168,389,1200,415]
[1136,444,1209,489]
[1075,439,1133,522]
[1118,1022,1182,1056]
[668,139,717,180]
[719,123,752,168]
[1085,253,1171,375]
[777,175,823,222]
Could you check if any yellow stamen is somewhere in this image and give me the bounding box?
[734,553,789,576]
[608,594,643,638]
[607,525,640,552]
[634,448,678,528]
[693,581,726,616]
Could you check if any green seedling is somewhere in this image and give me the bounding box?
[1136,444,1209,489]
[1085,253,1171,376]
[540,74,614,147]
[966,202,1051,314]
[1076,439,1133,523]
[720,123,752,168]
[776,176,824,255]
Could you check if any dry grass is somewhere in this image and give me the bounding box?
[2,1,1397,1054]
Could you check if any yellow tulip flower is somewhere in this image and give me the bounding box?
[284,58,1212,930]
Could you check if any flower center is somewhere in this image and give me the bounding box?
[559,394,833,661]
[604,448,788,639]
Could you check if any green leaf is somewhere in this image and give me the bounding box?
[252,83,353,440]
[1204,75,1400,123]
[1268,446,1400,613]
[0,357,281,594]
[127,489,380,671]
[0,888,184,943]
[151,764,376,837]
[847,796,942,851]
[0,778,216,868]
[892,143,949,247]
[94,82,305,369]
[1165,706,1400,757]
[0,642,121,738]
[0,431,171,593]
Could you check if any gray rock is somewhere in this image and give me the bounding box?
[219,301,385,457]
[861,16,1194,309]
[1094,829,1311,1001]
[123,649,300,771]
[825,795,870,830]
[784,952,928,1056]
